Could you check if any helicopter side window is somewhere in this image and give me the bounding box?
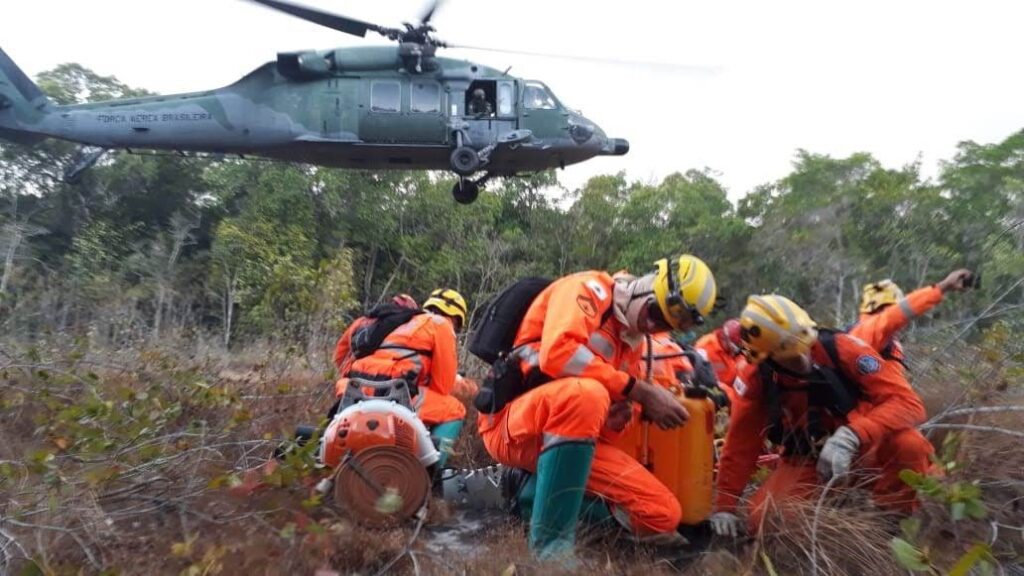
[523,82,557,110]
[497,81,514,117]
[411,82,441,114]
[371,80,401,113]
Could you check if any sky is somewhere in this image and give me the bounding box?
[3,0,1023,201]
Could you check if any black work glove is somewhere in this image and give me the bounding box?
[682,345,730,410]
[682,346,717,390]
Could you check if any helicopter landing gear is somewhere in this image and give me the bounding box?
[451,172,494,205]
[452,178,479,204]
[450,146,480,176]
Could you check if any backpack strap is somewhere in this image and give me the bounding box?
[759,362,784,446]
[816,329,862,415]
[378,344,434,359]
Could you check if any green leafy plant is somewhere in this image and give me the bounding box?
[891,433,997,573]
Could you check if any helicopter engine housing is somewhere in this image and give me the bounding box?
[276,51,333,80]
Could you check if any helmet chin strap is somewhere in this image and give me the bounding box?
[614,273,656,333]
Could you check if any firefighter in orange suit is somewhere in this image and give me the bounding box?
[478,255,718,560]
[337,289,468,467]
[850,269,974,368]
[333,293,419,374]
[695,318,744,405]
[710,295,933,537]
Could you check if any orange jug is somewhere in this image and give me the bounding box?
[610,386,715,525]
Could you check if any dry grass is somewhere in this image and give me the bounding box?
[750,486,902,576]
[1,333,1021,575]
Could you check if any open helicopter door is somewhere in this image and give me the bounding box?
[461,79,519,149]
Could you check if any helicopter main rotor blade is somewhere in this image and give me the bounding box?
[448,43,722,76]
[418,0,447,26]
[244,0,401,39]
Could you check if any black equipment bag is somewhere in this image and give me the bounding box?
[468,277,552,364]
[350,303,424,359]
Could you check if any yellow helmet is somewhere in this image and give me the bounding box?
[739,294,817,363]
[424,288,468,330]
[860,280,904,315]
[652,255,717,330]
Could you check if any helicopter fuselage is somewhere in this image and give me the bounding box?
[2,46,628,177]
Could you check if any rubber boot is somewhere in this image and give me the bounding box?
[579,495,614,526]
[515,473,612,527]
[430,420,463,469]
[530,441,595,562]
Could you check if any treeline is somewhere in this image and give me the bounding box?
[2,64,1022,356]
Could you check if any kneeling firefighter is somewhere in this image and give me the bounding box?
[333,288,470,468]
[710,295,934,538]
[472,255,718,560]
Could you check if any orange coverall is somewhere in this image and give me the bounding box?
[715,333,933,531]
[333,316,369,375]
[849,285,944,367]
[639,332,694,385]
[695,330,744,405]
[336,312,465,426]
[608,332,694,446]
[478,271,683,534]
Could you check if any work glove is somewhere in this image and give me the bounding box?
[682,346,719,392]
[709,511,742,538]
[682,347,730,410]
[604,400,633,433]
[816,426,861,482]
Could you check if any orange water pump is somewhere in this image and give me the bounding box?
[317,378,440,527]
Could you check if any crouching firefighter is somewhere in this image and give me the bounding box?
[472,255,718,561]
[710,295,934,538]
[331,288,470,469]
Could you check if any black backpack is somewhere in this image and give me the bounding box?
[350,303,425,359]
[759,328,862,455]
[468,276,552,364]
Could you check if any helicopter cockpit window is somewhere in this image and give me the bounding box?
[411,82,441,114]
[523,82,557,110]
[370,81,401,113]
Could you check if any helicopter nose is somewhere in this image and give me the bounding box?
[600,137,630,156]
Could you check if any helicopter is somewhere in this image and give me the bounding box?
[0,0,632,204]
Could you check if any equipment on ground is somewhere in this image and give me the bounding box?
[0,0,649,203]
[315,377,439,527]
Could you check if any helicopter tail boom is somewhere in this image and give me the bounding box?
[0,46,50,145]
